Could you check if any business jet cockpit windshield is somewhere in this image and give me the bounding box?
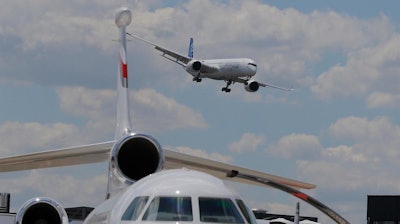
[121,195,256,224]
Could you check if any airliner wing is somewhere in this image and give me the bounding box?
[258,82,294,91]
[127,33,192,65]
[0,145,314,189]
[154,45,192,65]
[236,78,294,91]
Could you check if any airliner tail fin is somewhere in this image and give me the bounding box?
[188,37,194,58]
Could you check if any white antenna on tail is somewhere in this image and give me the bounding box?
[115,7,133,139]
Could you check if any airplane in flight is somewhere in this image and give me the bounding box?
[126,33,294,93]
[0,8,349,224]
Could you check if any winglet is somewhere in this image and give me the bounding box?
[188,37,194,58]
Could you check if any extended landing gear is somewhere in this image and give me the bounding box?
[193,77,202,82]
[221,87,231,92]
[221,80,232,92]
[193,73,202,82]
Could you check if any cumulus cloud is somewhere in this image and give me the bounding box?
[0,122,83,155]
[0,168,107,209]
[131,88,208,131]
[0,86,207,156]
[327,116,398,144]
[229,133,265,153]
[292,116,400,191]
[127,0,399,104]
[1,0,397,101]
[265,116,400,222]
[366,92,400,108]
[58,86,207,133]
[267,133,322,159]
[311,34,400,107]
[0,0,118,51]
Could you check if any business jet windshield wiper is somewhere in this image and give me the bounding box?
[126,33,293,93]
[0,8,350,224]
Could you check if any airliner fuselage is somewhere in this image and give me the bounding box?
[186,58,257,81]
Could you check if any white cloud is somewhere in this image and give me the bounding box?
[57,86,116,138]
[327,116,400,151]
[57,86,207,133]
[0,168,107,210]
[0,0,118,51]
[0,86,207,156]
[260,115,400,222]
[366,92,400,108]
[311,34,400,106]
[0,121,83,155]
[267,133,322,159]
[126,0,396,99]
[295,116,400,192]
[1,0,397,99]
[131,88,208,131]
[229,133,265,154]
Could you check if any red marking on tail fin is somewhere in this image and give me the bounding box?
[120,59,128,78]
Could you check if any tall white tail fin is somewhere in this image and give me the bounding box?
[115,8,132,139]
[188,37,194,58]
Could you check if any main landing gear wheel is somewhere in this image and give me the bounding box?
[221,87,231,92]
[193,73,202,82]
[222,80,232,92]
[193,77,202,82]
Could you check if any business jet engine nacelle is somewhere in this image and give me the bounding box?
[185,60,202,73]
[244,80,260,92]
[110,133,164,184]
[15,197,68,224]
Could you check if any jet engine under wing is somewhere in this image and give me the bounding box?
[0,145,315,189]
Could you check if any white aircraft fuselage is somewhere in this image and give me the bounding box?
[84,169,258,224]
[185,58,257,81]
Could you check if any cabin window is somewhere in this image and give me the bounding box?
[199,197,245,223]
[122,196,149,221]
[142,196,193,221]
[236,199,257,224]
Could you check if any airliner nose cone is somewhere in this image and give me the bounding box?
[115,7,132,27]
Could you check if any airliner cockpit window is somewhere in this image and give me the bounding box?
[199,198,245,223]
[142,196,193,221]
[122,196,149,221]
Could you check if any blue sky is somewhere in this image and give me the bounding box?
[1,0,400,223]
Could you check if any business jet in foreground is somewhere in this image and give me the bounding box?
[127,34,293,93]
[0,8,349,224]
